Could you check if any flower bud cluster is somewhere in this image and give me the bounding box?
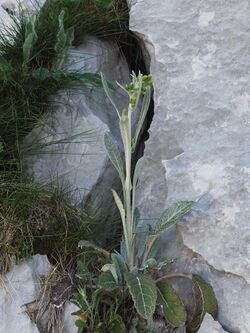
[125,73,153,108]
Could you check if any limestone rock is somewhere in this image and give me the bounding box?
[130,0,250,332]
[0,255,51,333]
[0,1,12,28]
[61,302,79,333]
[198,314,227,333]
[25,37,130,206]
[0,0,45,15]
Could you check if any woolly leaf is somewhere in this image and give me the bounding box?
[112,189,126,230]
[111,252,128,282]
[101,73,120,117]
[98,270,117,291]
[157,281,186,327]
[150,201,193,236]
[72,287,89,311]
[133,157,144,190]
[111,314,126,333]
[101,263,118,283]
[23,15,37,65]
[104,133,124,183]
[126,272,157,319]
[188,275,218,331]
[53,10,74,69]
[32,67,50,81]
[132,87,151,151]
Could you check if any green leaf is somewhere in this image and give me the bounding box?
[111,189,126,232]
[104,133,124,183]
[98,270,117,291]
[32,67,51,81]
[76,260,92,280]
[133,157,144,190]
[125,272,157,319]
[132,87,151,151]
[101,263,118,282]
[189,275,218,331]
[23,15,37,65]
[156,257,173,270]
[111,314,126,333]
[157,281,186,327]
[75,319,87,328]
[150,201,193,236]
[111,252,128,282]
[101,73,120,117]
[72,287,89,311]
[132,158,144,224]
[53,10,74,70]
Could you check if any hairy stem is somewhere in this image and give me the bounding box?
[155,273,193,284]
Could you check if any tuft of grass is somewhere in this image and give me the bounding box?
[33,0,129,68]
[0,0,129,272]
[1,0,129,69]
[0,180,121,274]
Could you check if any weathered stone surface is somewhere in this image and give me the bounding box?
[0,255,51,333]
[0,1,12,27]
[130,0,250,332]
[198,314,227,333]
[62,302,79,333]
[25,37,130,206]
[1,0,45,14]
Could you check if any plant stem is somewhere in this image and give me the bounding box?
[155,273,193,284]
[124,106,134,269]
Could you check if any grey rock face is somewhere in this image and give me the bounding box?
[25,37,130,206]
[198,314,227,333]
[0,255,51,333]
[61,302,79,333]
[0,0,45,14]
[130,0,250,332]
[0,256,78,333]
[0,1,12,27]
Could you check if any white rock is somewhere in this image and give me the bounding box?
[198,314,227,333]
[25,37,130,206]
[130,0,250,332]
[61,302,79,333]
[0,255,51,333]
[0,3,12,28]
[0,0,45,14]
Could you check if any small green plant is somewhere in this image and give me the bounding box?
[74,73,218,332]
